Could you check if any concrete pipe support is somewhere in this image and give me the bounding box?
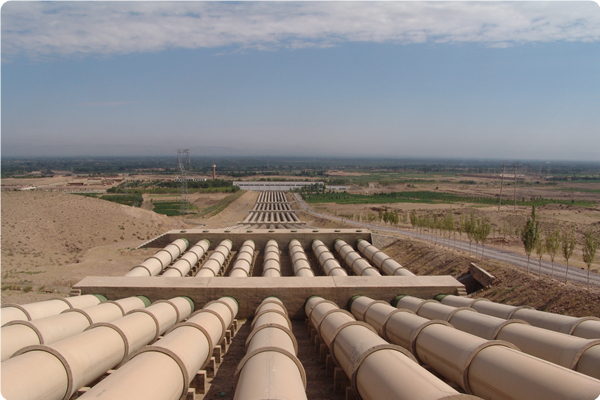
[356,239,415,276]
[230,240,256,277]
[305,296,479,400]
[312,240,348,277]
[1,294,105,327]
[1,297,193,400]
[334,239,381,277]
[397,295,600,380]
[262,239,282,277]
[348,296,600,400]
[126,238,190,277]
[162,239,210,277]
[235,297,306,400]
[437,294,600,340]
[1,295,150,362]
[289,239,315,277]
[78,297,238,400]
[195,239,233,277]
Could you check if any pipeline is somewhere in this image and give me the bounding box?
[262,239,281,277]
[393,295,600,380]
[334,239,381,276]
[126,238,189,277]
[162,239,210,277]
[289,239,315,277]
[1,296,193,400]
[437,294,600,340]
[234,297,306,400]
[230,240,256,277]
[195,239,233,277]
[78,296,238,400]
[1,294,105,327]
[311,240,348,277]
[1,295,150,362]
[356,239,415,276]
[347,295,600,400]
[306,296,479,400]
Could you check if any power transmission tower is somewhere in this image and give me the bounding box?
[178,149,190,215]
[513,162,519,212]
[498,162,505,211]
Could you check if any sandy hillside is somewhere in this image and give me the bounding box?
[1,191,185,303]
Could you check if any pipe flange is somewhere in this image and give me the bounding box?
[62,308,94,325]
[190,308,227,343]
[229,268,250,277]
[412,299,439,315]
[13,344,74,400]
[163,267,184,277]
[132,345,191,400]
[210,248,229,261]
[570,339,600,369]
[86,322,131,366]
[568,316,600,335]
[409,320,452,361]
[460,340,519,395]
[104,300,126,316]
[380,308,415,341]
[4,320,45,344]
[234,346,306,390]
[257,298,288,315]
[441,307,476,322]
[205,299,237,324]
[154,299,182,323]
[129,264,153,276]
[251,309,292,330]
[294,266,314,275]
[489,319,530,340]
[355,300,389,322]
[306,299,337,324]
[149,254,171,269]
[126,309,161,341]
[1,304,32,321]
[245,323,299,355]
[327,321,378,366]
[237,249,254,258]
[326,266,346,276]
[316,309,354,335]
[163,321,214,370]
[350,343,418,399]
[262,266,282,275]
[506,305,535,319]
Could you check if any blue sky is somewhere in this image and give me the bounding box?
[2,1,600,160]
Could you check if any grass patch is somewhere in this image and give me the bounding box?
[152,201,199,216]
[198,190,246,218]
[100,194,143,207]
[22,285,32,293]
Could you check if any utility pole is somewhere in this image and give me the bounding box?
[178,149,190,216]
[498,162,505,212]
[513,162,519,212]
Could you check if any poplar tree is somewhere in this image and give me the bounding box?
[521,206,540,274]
[535,236,545,278]
[545,227,560,277]
[562,229,577,283]
[582,229,598,291]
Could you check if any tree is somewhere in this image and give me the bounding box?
[582,229,598,290]
[545,227,560,277]
[521,206,540,274]
[477,218,492,260]
[562,229,577,283]
[465,211,476,257]
[535,235,545,278]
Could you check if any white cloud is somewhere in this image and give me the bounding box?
[2,2,599,60]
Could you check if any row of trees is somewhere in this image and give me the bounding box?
[521,206,598,289]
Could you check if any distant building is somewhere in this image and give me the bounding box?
[233,181,324,191]
[327,185,349,191]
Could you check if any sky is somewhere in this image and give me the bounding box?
[2,1,600,161]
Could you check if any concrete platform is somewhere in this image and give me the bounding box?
[73,275,465,319]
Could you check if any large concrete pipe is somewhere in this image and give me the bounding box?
[235,297,306,400]
[126,238,189,277]
[437,294,600,340]
[356,239,415,276]
[289,239,315,277]
[348,295,600,400]
[230,240,256,277]
[78,297,238,400]
[312,240,348,277]
[334,239,381,277]
[1,295,150,362]
[162,239,210,277]
[195,239,233,277]
[394,295,600,380]
[1,294,105,327]
[262,239,281,277]
[305,296,479,400]
[1,297,193,400]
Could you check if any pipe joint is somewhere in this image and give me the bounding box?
[245,323,299,355]
[234,346,307,390]
[327,321,379,365]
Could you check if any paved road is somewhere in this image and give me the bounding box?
[294,194,600,287]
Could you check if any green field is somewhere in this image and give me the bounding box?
[302,191,596,207]
[99,194,143,207]
[152,201,198,216]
